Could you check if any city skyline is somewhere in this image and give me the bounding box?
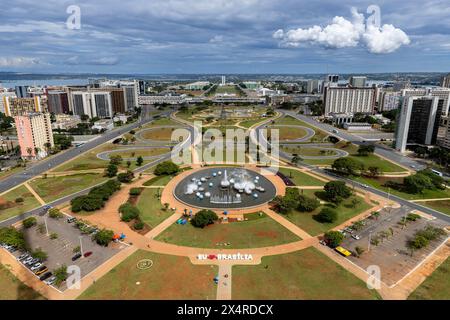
[0,0,449,74]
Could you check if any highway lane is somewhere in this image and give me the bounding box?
[0,107,169,194]
[252,114,450,224]
[282,110,427,171]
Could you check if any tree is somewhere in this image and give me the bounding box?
[270,188,300,214]
[93,229,114,246]
[404,174,434,194]
[324,181,352,203]
[80,114,89,121]
[119,203,140,222]
[414,147,427,158]
[53,265,68,286]
[315,208,338,223]
[136,156,144,166]
[117,170,134,183]
[31,248,48,261]
[191,209,218,228]
[53,134,74,150]
[297,195,320,212]
[109,154,123,165]
[104,164,118,177]
[367,166,382,177]
[324,231,344,248]
[357,145,375,156]
[48,208,63,219]
[154,161,179,176]
[126,160,131,168]
[355,246,365,257]
[0,227,26,249]
[23,217,37,228]
[331,157,364,176]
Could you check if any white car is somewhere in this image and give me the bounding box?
[30,263,42,271]
[44,276,56,285]
[352,234,361,240]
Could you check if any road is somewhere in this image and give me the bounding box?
[282,111,427,170]
[253,111,450,224]
[0,106,168,194]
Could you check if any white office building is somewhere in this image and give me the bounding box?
[70,91,113,118]
[324,87,376,116]
[402,88,450,116]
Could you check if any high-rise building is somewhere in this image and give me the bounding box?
[221,76,226,86]
[393,80,411,91]
[379,91,402,111]
[323,87,376,116]
[395,96,443,153]
[70,91,113,118]
[439,116,450,150]
[349,76,367,88]
[3,96,43,116]
[0,92,16,114]
[47,91,69,114]
[307,80,321,94]
[441,74,450,88]
[402,88,450,116]
[122,85,138,111]
[15,86,29,98]
[14,113,54,159]
[110,89,126,114]
[326,74,339,83]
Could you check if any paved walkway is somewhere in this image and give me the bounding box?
[23,182,46,205]
[216,264,232,300]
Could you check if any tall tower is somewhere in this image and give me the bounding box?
[221,75,226,86]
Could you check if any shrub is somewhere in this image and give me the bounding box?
[191,209,218,228]
[50,232,58,240]
[119,203,140,222]
[154,161,179,176]
[48,208,63,219]
[129,188,142,196]
[133,221,144,230]
[22,217,37,228]
[104,164,118,177]
[71,180,121,212]
[15,197,24,203]
[315,207,338,223]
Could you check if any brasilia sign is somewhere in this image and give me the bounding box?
[197,253,254,261]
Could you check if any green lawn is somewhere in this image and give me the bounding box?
[136,188,173,228]
[78,250,217,300]
[269,126,308,141]
[155,212,300,249]
[300,142,406,172]
[233,247,381,300]
[281,145,338,157]
[0,264,44,300]
[353,176,450,200]
[29,173,107,203]
[408,257,450,300]
[284,194,373,236]
[0,185,41,222]
[274,116,329,141]
[239,118,270,128]
[143,175,173,186]
[420,200,450,216]
[279,167,325,186]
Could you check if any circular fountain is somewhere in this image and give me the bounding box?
[173,167,277,209]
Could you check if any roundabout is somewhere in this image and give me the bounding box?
[173,167,277,210]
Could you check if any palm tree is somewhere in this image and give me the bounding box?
[26,147,33,159]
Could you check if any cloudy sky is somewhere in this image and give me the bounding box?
[0,0,449,74]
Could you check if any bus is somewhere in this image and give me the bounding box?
[431,169,443,177]
[335,246,352,257]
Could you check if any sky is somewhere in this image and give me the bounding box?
[0,0,449,74]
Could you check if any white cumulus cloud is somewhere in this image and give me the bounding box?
[273,8,410,54]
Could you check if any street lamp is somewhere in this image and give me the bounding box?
[368,231,372,252]
[79,236,84,256]
[44,216,49,236]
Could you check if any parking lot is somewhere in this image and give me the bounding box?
[8,213,125,291]
[339,206,448,286]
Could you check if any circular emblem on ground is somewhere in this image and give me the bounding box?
[173,167,277,209]
[137,259,154,270]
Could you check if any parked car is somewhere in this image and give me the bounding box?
[352,234,361,240]
[39,272,53,281]
[83,251,93,258]
[44,276,56,285]
[17,253,29,261]
[72,253,82,261]
[67,217,77,223]
[22,257,34,264]
[26,258,39,266]
[30,263,42,271]
[35,266,48,276]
